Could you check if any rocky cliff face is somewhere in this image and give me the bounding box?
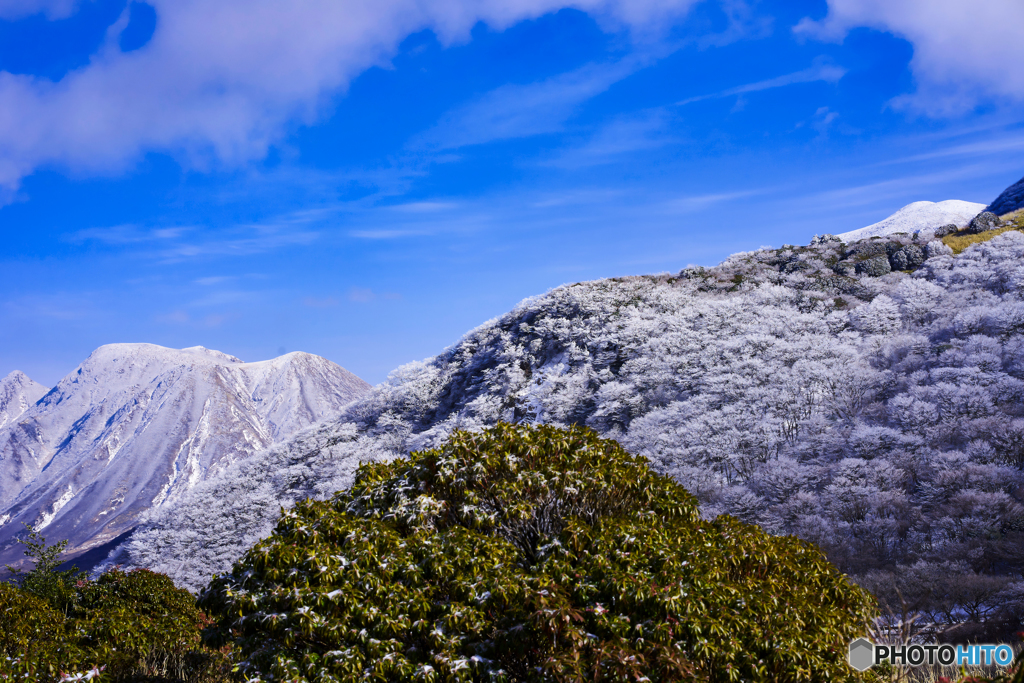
[0,344,370,568]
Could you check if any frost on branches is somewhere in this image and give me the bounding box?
[125,231,1024,637]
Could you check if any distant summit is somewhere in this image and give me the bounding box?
[837,200,985,240]
[987,173,1024,217]
[0,343,371,571]
[0,371,46,430]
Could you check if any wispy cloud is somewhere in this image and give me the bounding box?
[414,58,646,150]
[873,132,1024,166]
[659,189,764,214]
[156,225,319,262]
[674,59,847,106]
[302,296,340,308]
[348,287,401,303]
[543,109,677,169]
[67,210,322,263]
[68,224,190,245]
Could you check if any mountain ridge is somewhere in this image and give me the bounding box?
[117,227,1024,604]
[0,343,371,570]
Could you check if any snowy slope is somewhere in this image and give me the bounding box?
[120,231,1024,595]
[0,371,46,431]
[0,344,370,567]
[837,200,984,240]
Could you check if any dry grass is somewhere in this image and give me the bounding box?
[942,224,1024,254]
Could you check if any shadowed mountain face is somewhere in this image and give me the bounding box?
[987,174,1024,216]
[0,344,370,569]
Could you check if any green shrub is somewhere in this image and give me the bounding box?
[0,581,92,681]
[2,529,233,683]
[202,423,877,682]
[5,524,84,616]
[74,568,216,680]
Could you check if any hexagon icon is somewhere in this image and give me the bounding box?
[849,638,875,671]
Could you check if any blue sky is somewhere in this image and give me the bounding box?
[1,0,1023,386]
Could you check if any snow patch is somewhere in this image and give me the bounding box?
[36,484,74,531]
[837,200,985,240]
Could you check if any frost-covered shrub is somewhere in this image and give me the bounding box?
[127,231,1024,641]
[856,255,892,277]
[201,423,876,683]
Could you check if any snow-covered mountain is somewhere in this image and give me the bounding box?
[0,371,46,431]
[0,344,370,569]
[837,199,985,240]
[119,228,1024,611]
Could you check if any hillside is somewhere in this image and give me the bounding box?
[0,344,371,570]
[988,173,1024,216]
[117,221,1024,640]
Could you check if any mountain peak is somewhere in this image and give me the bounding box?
[0,370,47,430]
[0,343,371,569]
[837,199,986,240]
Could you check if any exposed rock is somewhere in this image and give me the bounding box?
[811,234,842,245]
[856,255,891,277]
[833,261,857,276]
[783,259,813,274]
[987,174,1024,216]
[890,244,925,271]
[967,211,1003,234]
[844,240,889,260]
[933,224,958,238]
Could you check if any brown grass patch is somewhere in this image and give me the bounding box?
[942,224,1024,254]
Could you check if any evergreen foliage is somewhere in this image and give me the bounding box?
[6,524,83,615]
[201,423,876,683]
[0,528,231,682]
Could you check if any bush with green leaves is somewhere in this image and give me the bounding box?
[1,529,231,682]
[202,423,877,682]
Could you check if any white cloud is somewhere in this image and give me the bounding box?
[0,0,701,197]
[795,0,1024,113]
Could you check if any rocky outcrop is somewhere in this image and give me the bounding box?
[890,244,925,270]
[967,211,1003,234]
[856,255,891,277]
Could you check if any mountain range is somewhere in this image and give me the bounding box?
[0,344,370,570]
[5,172,1024,637]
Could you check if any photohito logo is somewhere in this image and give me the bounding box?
[848,638,1015,671]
